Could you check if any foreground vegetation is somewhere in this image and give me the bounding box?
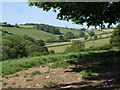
[1,50,119,76]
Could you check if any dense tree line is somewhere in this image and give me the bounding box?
[0,22,14,27]
[2,31,51,60]
[35,24,61,35]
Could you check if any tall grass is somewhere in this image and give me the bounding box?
[1,50,120,76]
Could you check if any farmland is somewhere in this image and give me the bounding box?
[1,1,120,89]
[1,24,120,89]
[1,25,113,53]
[47,37,110,53]
[1,26,58,40]
[1,26,113,40]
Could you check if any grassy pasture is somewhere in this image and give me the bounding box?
[59,28,80,35]
[48,37,110,53]
[48,45,71,53]
[2,27,58,40]
[85,37,110,48]
[1,26,113,41]
[18,25,34,28]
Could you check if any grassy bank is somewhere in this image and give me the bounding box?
[1,50,119,76]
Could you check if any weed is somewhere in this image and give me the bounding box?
[43,80,57,88]
[2,82,8,86]
[31,71,42,76]
[7,86,12,90]
[26,78,33,82]
[24,73,32,78]
[80,70,92,78]
[50,61,69,68]
[12,83,16,85]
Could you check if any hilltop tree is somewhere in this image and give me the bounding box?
[15,23,18,28]
[28,1,120,28]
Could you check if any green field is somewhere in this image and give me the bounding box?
[85,37,110,48]
[48,45,71,53]
[48,37,110,53]
[2,26,58,40]
[19,25,34,28]
[59,27,81,35]
[1,26,113,53]
[1,25,113,41]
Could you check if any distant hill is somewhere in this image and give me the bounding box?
[1,26,58,40]
[1,24,113,41]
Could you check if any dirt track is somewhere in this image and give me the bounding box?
[2,62,118,89]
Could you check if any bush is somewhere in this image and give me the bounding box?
[64,32,75,39]
[79,31,85,38]
[65,40,85,53]
[87,44,112,51]
[43,80,57,88]
[110,24,120,49]
[49,50,55,54]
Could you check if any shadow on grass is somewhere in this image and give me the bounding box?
[55,50,120,89]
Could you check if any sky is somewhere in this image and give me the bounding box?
[1,2,88,29]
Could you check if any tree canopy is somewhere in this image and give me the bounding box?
[28,1,120,28]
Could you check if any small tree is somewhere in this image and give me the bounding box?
[79,31,85,38]
[36,39,45,46]
[65,40,85,53]
[84,35,88,40]
[59,35,64,41]
[94,35,98,39]
[64,32,75,39]
[15,23,18,28]
[89,31,95,38]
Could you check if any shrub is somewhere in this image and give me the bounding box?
[49,50,55,54]
[65,40,85,53]
[110,24,120,49]
[64,32,75,39]
[50,60,69,68]
[43,80,57,88]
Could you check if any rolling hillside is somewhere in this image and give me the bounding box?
[2,25,113,40]
[48,37,110,53]
[1,25,113,53]
[1,26,58,40]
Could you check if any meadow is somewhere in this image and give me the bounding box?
[1,26,58,40]
[48,37,110,53]
[1,26,113,41]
